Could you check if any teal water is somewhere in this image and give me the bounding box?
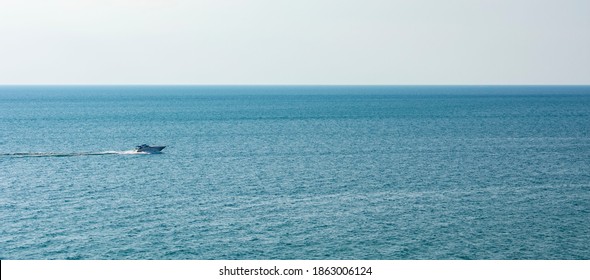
[1,86,589,259]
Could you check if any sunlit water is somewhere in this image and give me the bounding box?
[1,86,589,259]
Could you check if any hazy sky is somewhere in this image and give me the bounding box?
[1,0,589,85]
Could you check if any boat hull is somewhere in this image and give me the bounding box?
[135,146,166,153]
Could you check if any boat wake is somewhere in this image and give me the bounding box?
[1,150,157,158]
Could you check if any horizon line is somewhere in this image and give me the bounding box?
[1,84,590,87]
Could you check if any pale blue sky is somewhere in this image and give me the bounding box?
[1,0,589,85]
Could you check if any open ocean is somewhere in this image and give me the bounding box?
[0,86,589,259]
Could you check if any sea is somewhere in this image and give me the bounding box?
[0,86,589,260]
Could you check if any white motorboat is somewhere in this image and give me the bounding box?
[134,144,166,153]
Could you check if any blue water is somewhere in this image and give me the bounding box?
[1,86,589,259]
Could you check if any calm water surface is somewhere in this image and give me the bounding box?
[1,86,589,259]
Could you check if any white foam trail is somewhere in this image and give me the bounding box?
[2,150,158,157]
[116,150,149,155]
